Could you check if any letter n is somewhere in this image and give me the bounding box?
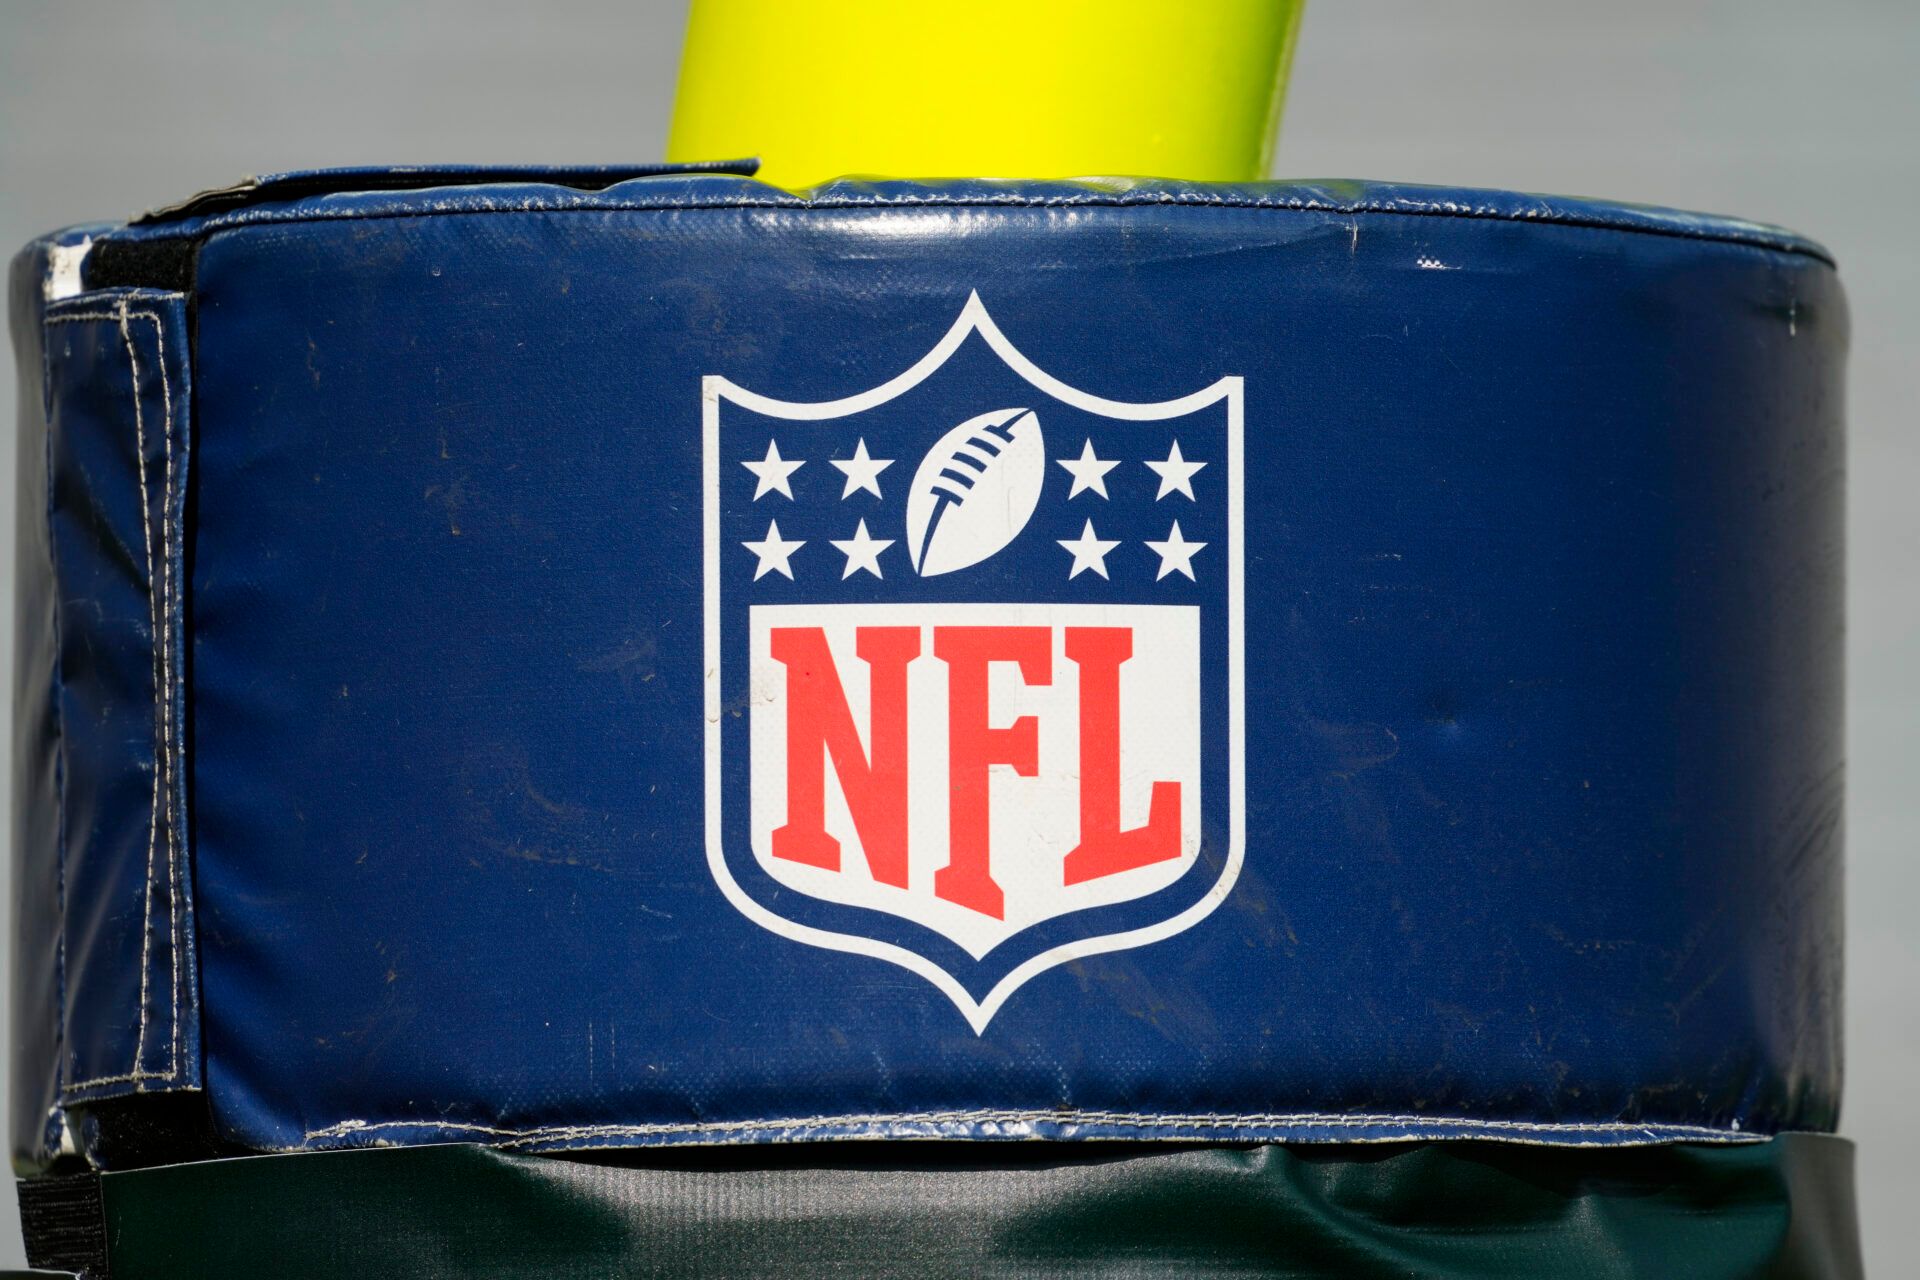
[768,626,920,887]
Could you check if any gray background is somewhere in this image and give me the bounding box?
[0,0,1913,1270]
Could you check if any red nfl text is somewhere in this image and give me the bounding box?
[767,624,1183,920]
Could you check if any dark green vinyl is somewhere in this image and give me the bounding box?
[31,1135,1863,1278]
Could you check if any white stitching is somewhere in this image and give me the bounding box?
[119,301,161,1084]
[144,309,182,1079]
[64,1068,164,1089]
[45,311,137,324]
[302,1110,1761,1147]
[53,299,187,1093]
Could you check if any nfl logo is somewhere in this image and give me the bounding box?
[703,294,1244,1031]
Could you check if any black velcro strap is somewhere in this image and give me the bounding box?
[17,1173,103,1278]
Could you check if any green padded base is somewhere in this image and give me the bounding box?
[25,1135,1861,1278]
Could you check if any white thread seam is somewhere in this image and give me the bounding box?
[48,298,187,1093]
[148,307,182,1080]
[64,1068,167,1089]
[118,301,160,1086]
[45,312,138,325]
[303,1111,1763,1148]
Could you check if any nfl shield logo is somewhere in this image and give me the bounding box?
[703,294,1244,1031]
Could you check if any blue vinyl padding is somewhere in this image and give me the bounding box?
[10,170,1843,1167]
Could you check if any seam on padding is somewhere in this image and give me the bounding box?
[44,294,188,1094]
[301,1110,1773,1151]
[145,189,1835,265]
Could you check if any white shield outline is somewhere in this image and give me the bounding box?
[702,292,1244,1033]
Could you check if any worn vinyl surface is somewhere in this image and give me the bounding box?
[10,170,1845,1167]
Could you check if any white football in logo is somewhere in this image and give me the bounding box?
[904,408,1046,577]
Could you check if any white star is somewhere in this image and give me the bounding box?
[1058,519,1121,580]
[830,519,893,578]
[829,438,894,500]
[742,518,804,580]
[742,439,804,500]
[1144,520,1208,581]
[1056,438,1119,499]
[1144,439,1207,501]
